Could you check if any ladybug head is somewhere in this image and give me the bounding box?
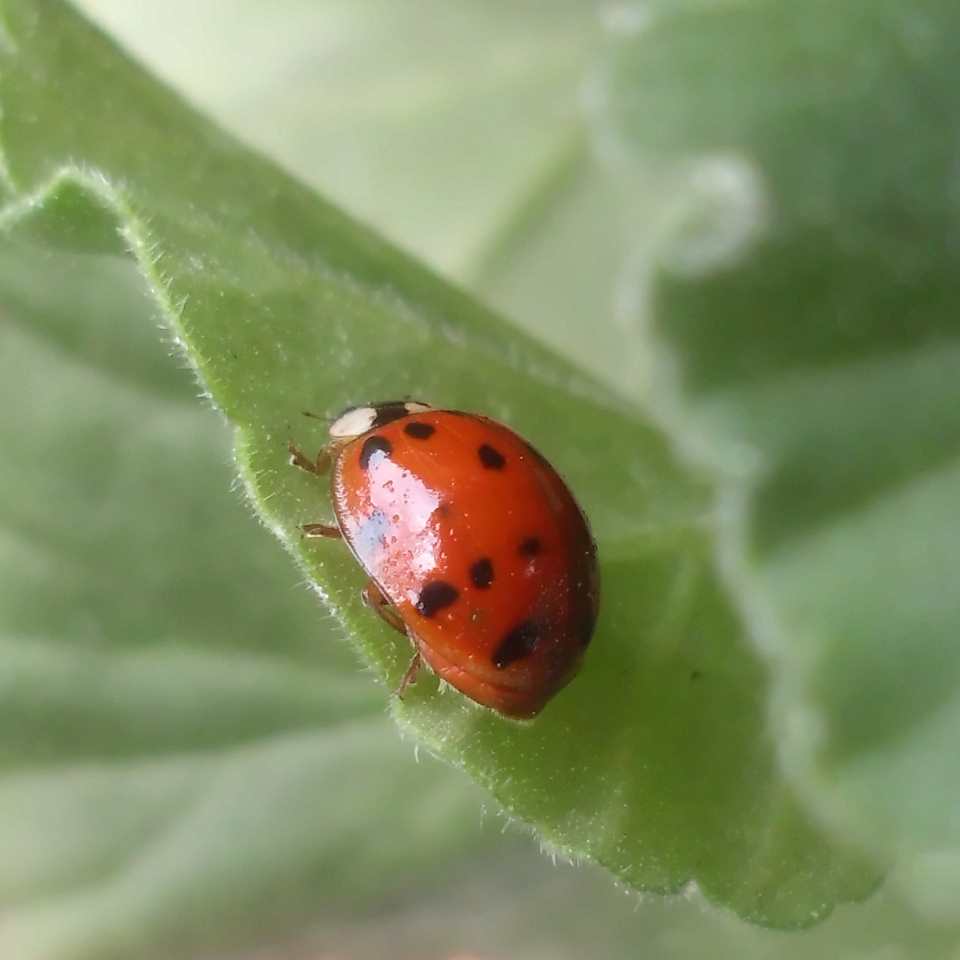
[328,399,433,441]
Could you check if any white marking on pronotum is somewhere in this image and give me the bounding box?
[329,406,378,440]
[329,401,432,440]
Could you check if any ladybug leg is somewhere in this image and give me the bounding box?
[361,579,407,635]
[396,651,423,699]
[290,441,340,537]
[288,439,332,477]
[301,522,341,539]
[362,580,424,696]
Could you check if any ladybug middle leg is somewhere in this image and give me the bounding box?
[301,522,341,539]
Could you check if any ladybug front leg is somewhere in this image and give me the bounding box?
[288,439,332,477]
[289,440,340,537]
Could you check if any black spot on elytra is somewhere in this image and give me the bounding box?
[415,581,459,617]
[404,421,435,439]
[518,536,541,557]
[469,557,494,589]
[478,443,506,469]
[371,402,410,428]
[359,435,391,470]
[493,620,540,668]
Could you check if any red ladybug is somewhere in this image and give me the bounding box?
[289,401,598,718]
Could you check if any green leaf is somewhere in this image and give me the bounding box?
[0,1,878,953]
[0,235,492,960]
[598,0,960,921]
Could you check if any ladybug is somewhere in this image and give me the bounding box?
[288,400,598,718]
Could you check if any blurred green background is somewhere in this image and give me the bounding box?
[3,1,960,958]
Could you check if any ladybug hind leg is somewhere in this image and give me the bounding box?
[361,580,423,698]
[361,580,407,635]
[396,651,423,699]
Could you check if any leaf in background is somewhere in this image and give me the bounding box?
[597,0,960,923]
[271,859,959,960]
[0,1,879,955]
[78,0,601,280]
[76,0,636,394]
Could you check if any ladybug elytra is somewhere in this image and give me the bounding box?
[289,400,598,718]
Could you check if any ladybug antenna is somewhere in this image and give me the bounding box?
[301,410,332,423]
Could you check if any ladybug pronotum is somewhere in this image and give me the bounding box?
[289,400,599,718]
